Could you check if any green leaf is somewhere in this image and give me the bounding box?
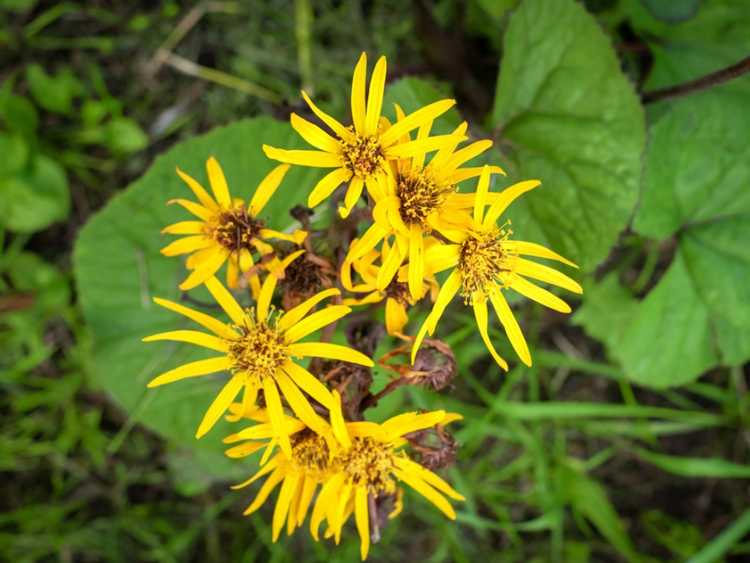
[0,94,39,139]
[634,447,750,478]
[555,462,639,562]
[640,0,701,24]
[490,0,645,271]
[103,117,149,154]
[0,132,29,177]
[687,508,750,563]
[25,64,82,115]
[73,118,323,481]
[634,88,750,239]
[0,154,69,232]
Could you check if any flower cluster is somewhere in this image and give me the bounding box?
[144,52,581,559]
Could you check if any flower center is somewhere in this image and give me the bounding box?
[457,224,515,301]
[210,206,264,252]
[291,430,330,475]
[385,281,411,306]
[227,316,287,381]
[340,128,384,178]
[396,171,452,227]
[336,437,396,494]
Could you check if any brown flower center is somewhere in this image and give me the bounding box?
[211,206,264,252]
[291,430,330,474]
[336,437,396,494]
[396,171,452,227]
[457,224,515,301]
[340,128,384,178]
[228,317,287,381]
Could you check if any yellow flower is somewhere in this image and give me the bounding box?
[224,407,333,542]
[341,238,438,336]
[342,113,504,301]
[262,52,461,218]
[314,392,464,560]
[161,156,306,292]
[412,166,583,369]
[222,394,463,560]
[142,260,373,449]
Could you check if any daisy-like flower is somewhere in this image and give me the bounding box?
[142,258,373,450]
[412,166,583,369]
[312,392,464,560]
[161,156,306,292]
[343,113,504,301]
[341,237,438,336]
[262,52,462,218]
[222,394,463,560]
[224,406,333,542]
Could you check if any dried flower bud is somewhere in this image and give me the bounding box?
[410,338,457,391]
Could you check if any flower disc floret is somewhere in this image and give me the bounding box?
[210,206,264,252]
[396,171,452,227]
[291,430,331,474]
[340,129,385,178]
[458,224,515,301]
[336,437,397,494]
[228,318,288,381]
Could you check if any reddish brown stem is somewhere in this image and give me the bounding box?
[643,55,750,104]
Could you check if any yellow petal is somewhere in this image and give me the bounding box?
[483,180,541,227]
[244,467,284,515]
[290,112,341,153]
[347,223,387,261]
[283,361,335,409]
[376,238,406,291]
[205,156,231,207]
[409,270,461,363]
[249,164,291,216]
[256,270,278,323]
[204,276,246,326]
[504,240,578,268]
[167,198,212,221]
[301,90,352,141]
[152,297,237,339]
[175,167,218,210]
[230,456,280,489]
[351,52,367,135]
[142,330,228,352]
[515,258,583,294]
[278,288,341,331]
[472,297,508,371]
[447,165,506,184]
[386,134,466,159]
[308,168,352,208]
[394,467,456,519]
[423,243,459,274]
[364,56,386,135]
[429,121,469,169]
[161,220,205,235]
[407,224,425,301]
[224,441,265,460]
[395,457,465,501]
[179,247,229,291]
[473,165,491,224]
[355,486,370,560]
[510,275,572,313]
[330,390,351,449]
[339,176,365,219]
[147,356,232,388]
[296,475,318,525]
[310,472,345,540]
[383,410,447,438]
[284,305,351,343]
[442,139,494,173]
[264,377,292,457]
[161,235,212,257]
[195,374,243,438]
[272,473,300,542]
[263,145,342,168]
[288,342,373,367]
[274,368,328,434]
[385,298,408,335]
[380,99,456,147]
[489,287,531,367]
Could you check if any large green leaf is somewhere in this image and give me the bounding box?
[74,118,322,482]
[490,0,645,272]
